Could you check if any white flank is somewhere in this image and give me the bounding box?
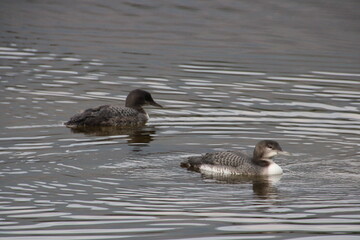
[199,164,235,175]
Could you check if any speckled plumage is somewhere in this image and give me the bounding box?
[65,105,148,127]
[183,151,264,175]
[198,151,252,167]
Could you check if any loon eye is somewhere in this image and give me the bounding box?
[267,144,273,149]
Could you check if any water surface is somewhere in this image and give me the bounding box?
[1,1,360,239]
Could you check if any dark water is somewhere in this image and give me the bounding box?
[1,1,360,239]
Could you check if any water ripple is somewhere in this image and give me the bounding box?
[1,1,360,239]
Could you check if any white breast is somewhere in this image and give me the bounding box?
[266,162,283,175]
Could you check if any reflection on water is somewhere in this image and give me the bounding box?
[69,126,157,152]
[202,174,282,199]
[1,0,360,239]
[69,125,156,142]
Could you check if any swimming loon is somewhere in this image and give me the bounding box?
[64,89,162,128]
[181,140,289,176]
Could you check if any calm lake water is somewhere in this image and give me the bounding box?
[1,1,360,239]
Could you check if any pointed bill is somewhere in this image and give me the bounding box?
[149,100,163,108]
[278,151,291,156]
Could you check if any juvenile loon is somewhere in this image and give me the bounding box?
[181,140,289,176]
[65,89,162,128]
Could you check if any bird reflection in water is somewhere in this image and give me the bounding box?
[68,125,157,151]
[202,174,282,199]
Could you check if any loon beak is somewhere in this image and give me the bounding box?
[149,100,163,108]
[278,151,291,156]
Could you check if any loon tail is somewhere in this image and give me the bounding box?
[64,116,87,128]
[180,156,204,172]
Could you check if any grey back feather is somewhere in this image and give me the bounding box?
[200,151,251,167]
[182,151,263,175]
[65,105,148,127]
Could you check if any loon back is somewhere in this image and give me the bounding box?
[185,151,251,166]
[202,151,251,167]
[65,105,148,127]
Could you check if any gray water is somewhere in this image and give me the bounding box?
[1,1,360,239]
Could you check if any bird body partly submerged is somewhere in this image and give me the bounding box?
[65,105,149,127]
[181,140,288,176]
[65,89,162,128]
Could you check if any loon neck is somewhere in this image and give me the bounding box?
[252,157,272,167]
[127,105,146,113]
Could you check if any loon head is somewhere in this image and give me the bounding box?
[125,89,163,109]
[253,140,289,161]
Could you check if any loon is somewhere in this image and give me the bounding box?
[181,140,289,176]
[65,89,162,128]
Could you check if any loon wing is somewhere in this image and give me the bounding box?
[182,151,251,170]
[66,105,138,126]
[65,105,107,125]
[202,151,250,167]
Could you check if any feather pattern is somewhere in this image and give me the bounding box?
[65,105,148,127]
[202,151,251,167]
[183,151,263,175]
